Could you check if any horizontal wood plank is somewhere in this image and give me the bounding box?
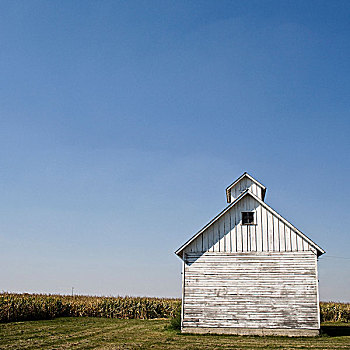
[183,251,319,330]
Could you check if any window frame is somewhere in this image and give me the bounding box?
[241,211,255,225]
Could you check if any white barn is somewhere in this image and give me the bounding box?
[175,173,325,336]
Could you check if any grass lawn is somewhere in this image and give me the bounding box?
[0,318,350,350]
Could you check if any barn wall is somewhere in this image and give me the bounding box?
[182,251,319,330]
[230,178,263,202]
[184,195,313,254]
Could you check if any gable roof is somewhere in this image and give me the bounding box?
[226,172,266,202]
[176,190,249,257]
[175,189,325,258]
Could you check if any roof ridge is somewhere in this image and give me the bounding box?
[225,172,266,192]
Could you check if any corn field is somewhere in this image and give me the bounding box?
[0,293,180,323]
[320,302,350,322]
[1,293,349,323]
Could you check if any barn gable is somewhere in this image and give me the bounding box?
[176,188,324,258]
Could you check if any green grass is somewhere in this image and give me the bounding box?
[0,318,349,350]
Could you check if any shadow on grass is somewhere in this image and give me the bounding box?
[321,325,350,337]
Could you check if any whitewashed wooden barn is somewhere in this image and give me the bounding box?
[175,173,325,336]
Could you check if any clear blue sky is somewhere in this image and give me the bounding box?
[0,0,349,301]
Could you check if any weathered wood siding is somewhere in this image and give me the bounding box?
[184,195,313,254]
[183,251,319,330]
[229,177,263,202]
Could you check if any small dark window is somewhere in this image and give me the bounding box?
[242,211,254,225]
